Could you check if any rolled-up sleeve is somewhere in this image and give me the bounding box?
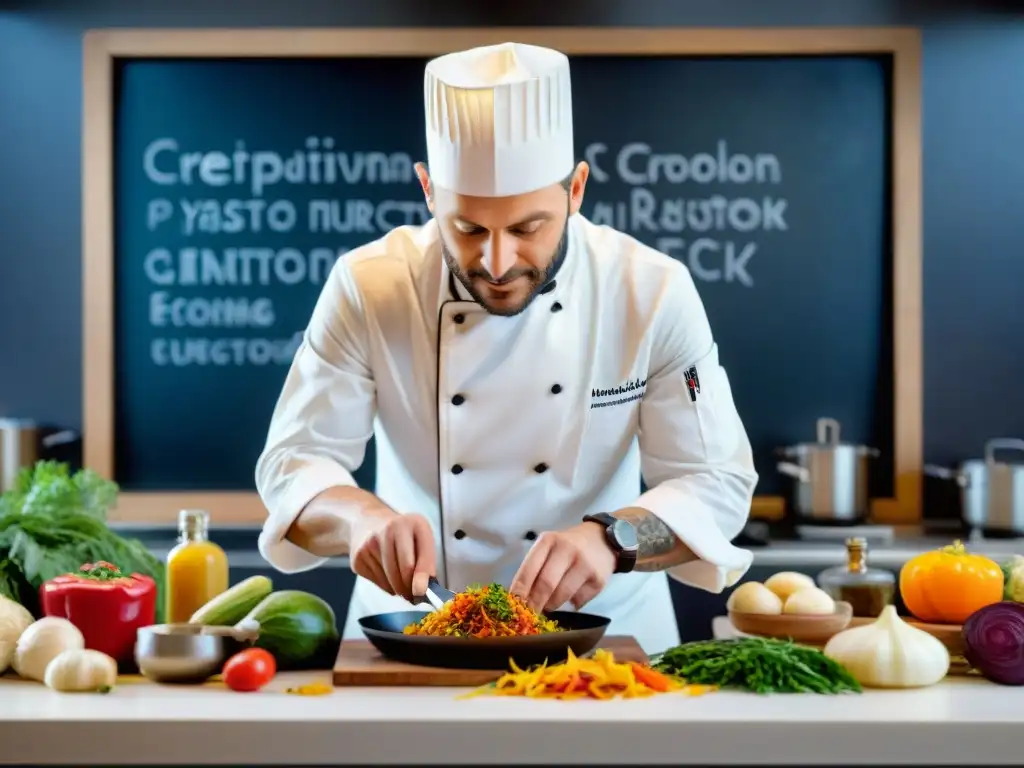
[634,266,758,592]
[255,257,376,574]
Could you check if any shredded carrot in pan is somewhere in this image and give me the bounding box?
[404,583,561,638]
[460,648,718,701]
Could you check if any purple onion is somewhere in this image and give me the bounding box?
[962,601,1024,686]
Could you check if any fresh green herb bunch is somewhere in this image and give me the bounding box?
[0,461,166,620]
[651,636,862,695]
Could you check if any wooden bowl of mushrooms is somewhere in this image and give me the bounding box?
[726,571,853,645]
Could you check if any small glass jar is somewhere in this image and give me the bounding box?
[816,537,895,618]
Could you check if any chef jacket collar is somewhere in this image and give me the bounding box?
[441,216,577,307]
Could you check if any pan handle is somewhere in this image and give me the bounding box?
[985,438,1024,466]
[777,462,811,483]
[41,429,79,449]
[924,464,969,488]
[816,417,841,445]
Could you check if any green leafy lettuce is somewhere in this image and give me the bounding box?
[0,461,166,620]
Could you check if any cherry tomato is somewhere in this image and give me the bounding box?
[222,648,277,692]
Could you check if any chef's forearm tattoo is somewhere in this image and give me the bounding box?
[613,507,696,572]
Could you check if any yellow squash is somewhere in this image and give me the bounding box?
[899,540,1003,624]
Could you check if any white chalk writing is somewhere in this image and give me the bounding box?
[308,199,430,233]
[149,334,304,367]
[143,247,337,287]
[143,137,416,196]
[138,135,425,368]
[583,140,788,287]
[136,135,788,370]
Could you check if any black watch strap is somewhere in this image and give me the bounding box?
[582,512,638,574]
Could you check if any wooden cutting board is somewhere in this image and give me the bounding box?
[333,636,647,687]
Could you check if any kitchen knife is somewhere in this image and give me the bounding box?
[411,576,456,612]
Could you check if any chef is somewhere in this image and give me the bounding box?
[255,41,758,655]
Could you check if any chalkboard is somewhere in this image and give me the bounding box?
[108,50,899,510]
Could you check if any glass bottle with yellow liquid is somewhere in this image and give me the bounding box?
[165,509,229,623]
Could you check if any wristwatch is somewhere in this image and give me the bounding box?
[582,512,638,574]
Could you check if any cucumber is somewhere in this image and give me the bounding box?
[237,590,339,668]
[189,575,274,626]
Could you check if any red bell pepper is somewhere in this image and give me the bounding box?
[39,561,157,663]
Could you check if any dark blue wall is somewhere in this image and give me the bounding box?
[1,0,1023,476]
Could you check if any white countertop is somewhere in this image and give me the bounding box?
[1,671,1023,764]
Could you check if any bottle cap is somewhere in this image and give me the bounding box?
[178,509,210,537]
[845,537,868,571]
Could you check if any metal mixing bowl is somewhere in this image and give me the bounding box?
[135,623,258,684]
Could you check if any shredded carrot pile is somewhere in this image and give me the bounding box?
[404,583,561,638]
[460,648,718,700]
[285,683,333,696]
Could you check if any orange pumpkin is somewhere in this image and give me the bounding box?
[899,540,1004,624]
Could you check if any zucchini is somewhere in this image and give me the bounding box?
[189,575,274,626]
[237,590,339,668]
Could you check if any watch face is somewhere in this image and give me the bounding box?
[611,519,639,552]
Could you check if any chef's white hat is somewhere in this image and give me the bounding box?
[423,42,574,198]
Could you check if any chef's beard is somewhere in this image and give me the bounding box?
[442,217,570,318]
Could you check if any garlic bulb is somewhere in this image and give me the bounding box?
[823,605,950,688]
[727,582,783,615]
[783,587,836,615]
[44,649,117,693]
[12,617,85,682]
[0,595,34,674]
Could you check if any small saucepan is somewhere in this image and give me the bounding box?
[924,438,1024,536]
[776,417,881,524]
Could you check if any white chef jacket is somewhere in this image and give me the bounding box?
[255,213,757,655]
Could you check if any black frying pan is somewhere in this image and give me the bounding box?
[359,610,611,670]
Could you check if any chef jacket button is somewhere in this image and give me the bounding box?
[524,530,537,541]
[453,313,465,324]
[550,302,562,313]
[454,529,466,540]
[452,394,465,406]
[539,281,557,295]
[451,464,464,475]
[533,463,549,474]
[550,383,562,395]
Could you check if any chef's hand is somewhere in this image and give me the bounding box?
[510,522,616,612]
[350,511,437,602]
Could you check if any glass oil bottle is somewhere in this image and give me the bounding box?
[816,537,896,618]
